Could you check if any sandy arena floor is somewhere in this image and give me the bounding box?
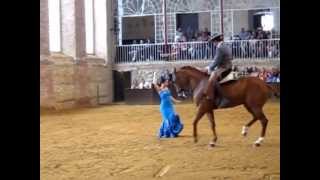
[40,100,280,180]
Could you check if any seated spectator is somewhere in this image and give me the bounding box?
[266,71,273,83]
[138,79,145,89]
[232,65,239,72]
[131,79,139,89]
[143,81,152,89]
[276,73,280,83]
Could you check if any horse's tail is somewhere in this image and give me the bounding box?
[266,83,280,98]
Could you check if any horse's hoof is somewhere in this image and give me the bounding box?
[253,137,264,147]
[241,126,249,137]
[253,143,261,147]
[209,142,216,147]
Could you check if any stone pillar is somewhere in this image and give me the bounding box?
[40,0,49,59]
[94,0,115,64]
[60,0,86,60]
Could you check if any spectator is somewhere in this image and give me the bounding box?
[145,38,154,61]
[196,31,203,41]
[245,30,252,40]
[200,31,209,41]
[186,26,194,41]
[138,79,145,89]
[175,28,183,42]
[131,79,139,89]
[192,30,199,40]
[266,72,273,83]
[276,73,280,83]
[203,27,211,37]
[232,65,239,72]
[239,27,249,40]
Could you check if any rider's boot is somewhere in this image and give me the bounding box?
[215,83,230,108]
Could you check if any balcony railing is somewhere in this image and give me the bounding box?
[115,39,280,64]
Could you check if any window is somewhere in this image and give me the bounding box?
[48,0,61,52]
[85,0,94,54]
[261,14,274,31]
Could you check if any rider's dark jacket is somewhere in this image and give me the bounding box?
[208,42,233,71]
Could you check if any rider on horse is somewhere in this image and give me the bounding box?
[204,33,233,107]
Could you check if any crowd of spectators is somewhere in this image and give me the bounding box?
[130,66,279,90]
[236,65,280,83]
[230,27,280,58]
[118,27,279,62]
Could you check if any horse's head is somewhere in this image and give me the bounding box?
[172,66,209,95]
[172,67,189,92]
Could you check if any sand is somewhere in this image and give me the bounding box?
[41,101,280,180]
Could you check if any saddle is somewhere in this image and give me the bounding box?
[218,69,240,84]
[215,69,239,108]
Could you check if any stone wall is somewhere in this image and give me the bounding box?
[40,55,113,110]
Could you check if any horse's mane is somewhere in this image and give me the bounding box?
[180,66,209,77]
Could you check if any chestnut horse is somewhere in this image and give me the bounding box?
[172,66,279,147]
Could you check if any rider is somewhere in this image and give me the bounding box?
[204,33,233,107]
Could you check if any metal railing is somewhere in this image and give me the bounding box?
[115,39,280,64]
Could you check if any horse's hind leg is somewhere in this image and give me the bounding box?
[242,104,259,136]
[206,111,217,147]
[255,112,268,146]
[250,106,269,146]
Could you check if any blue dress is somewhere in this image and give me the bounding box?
[158,89,184,138]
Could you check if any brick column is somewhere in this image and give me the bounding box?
[61,0,86,60]
[40,0,49,59]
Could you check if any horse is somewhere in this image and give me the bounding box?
[171,66,279,147]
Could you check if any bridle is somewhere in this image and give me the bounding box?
[170,71,187,99]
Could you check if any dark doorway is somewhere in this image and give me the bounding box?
[113,71,131,102]
[176,13,199,39]
[122,16,155,44]
[253,14,262,30]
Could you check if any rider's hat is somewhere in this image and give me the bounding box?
[208,33,223,42]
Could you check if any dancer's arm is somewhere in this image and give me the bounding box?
[153,83,161,93]
[171,97,182,104]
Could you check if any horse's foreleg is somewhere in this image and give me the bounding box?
[242,104,259,137]
[207,111,217,147]
[192,108,206,143]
